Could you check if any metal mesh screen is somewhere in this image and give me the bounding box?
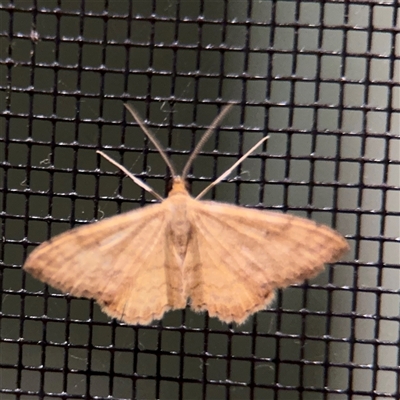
[1,1,399,399]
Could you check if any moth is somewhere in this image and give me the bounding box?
[24,104,349,325]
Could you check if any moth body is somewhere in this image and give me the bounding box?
[23,104,349,325]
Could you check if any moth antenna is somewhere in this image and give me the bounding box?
[124,103,178,177]
[181,104,234,180]
[195,135,270,200]
[97,150,164,202]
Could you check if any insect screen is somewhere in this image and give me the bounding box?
[0,1,399,399]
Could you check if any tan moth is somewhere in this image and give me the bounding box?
[24,104,349,325]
